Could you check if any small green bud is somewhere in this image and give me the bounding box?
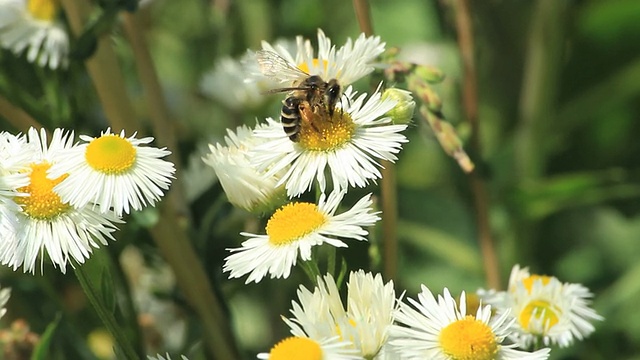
[382,88,416,124]
[414,64,445,84]
[382,46,401,60]
[410,78,442,112]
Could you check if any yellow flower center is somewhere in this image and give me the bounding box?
[521,275,553,293]
[439,316,499,360]
[298,109,356,151]
[518,299,561,333]
[269,336,323,360]
[27,0,59,21]
[15,162,70,220]
[266,202,326,245]
[297,59,328,74]
[85,134,136,175]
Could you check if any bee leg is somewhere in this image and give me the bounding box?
[299,102,323,137]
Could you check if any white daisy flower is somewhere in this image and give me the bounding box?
[252,86,408,197]
[0,131,30,234]
[481,265,603,349]
[200,50,284,111]
[257,336,361,360]
[202,124,287,214]
[0,0,69,69]
[48,128,176,217]
[1,128,122,274]
[256,28,385,87]
[0,131,31,196]
[0,284,10,319]
[391,286,551,360]
[223,190,379,283]
[283,271,397,359]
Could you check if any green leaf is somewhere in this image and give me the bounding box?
[31,313,61,360]
[514,170,640,219]
[100,266,116,313]
[397,219,481,272]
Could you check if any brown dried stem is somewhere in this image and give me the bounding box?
[353,0,399,281]
[453,0,500,289]
[0,95,43,132]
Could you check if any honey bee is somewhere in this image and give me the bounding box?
[256,50,341,142]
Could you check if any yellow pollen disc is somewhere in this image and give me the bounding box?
[28,0,60,21]
[522,275,553,293]
[266,202,326,245]
[298,59,329,74]
[439,316,499,360]
[298,110,356,151]
[85,134,136,175]
[15,162,70,220]
[269,336,323,360]
[518,299,560,333]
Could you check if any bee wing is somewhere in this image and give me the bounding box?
[262,86,309,95]
[256,50,308,82]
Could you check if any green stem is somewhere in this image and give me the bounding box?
[516,0,568,180]
[327,245,336,277]
[513,0,568,262]
[107,249,145,357]
[380,161,398,281]
[73,265,139,360]
[301,259,320,286]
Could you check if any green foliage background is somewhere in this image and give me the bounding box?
[1,0,640,359]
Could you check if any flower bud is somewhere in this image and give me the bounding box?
[381,88,416,124]
[414,64,445,84]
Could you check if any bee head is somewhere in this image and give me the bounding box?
[306,75,324,90]
[325,79,341,116]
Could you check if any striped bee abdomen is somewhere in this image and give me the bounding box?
[281,96,302,141]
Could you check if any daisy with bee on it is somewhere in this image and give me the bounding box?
[249,29,410,197]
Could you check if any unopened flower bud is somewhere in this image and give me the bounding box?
[382,88,416,124]
[414,65,445,84]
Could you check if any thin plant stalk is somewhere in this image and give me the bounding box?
[60,0,139,133]
[517,0,567,180]
[121,12,190,220]
[0,94,43,131]
[353,0,374,36]
[73,265,140,360]
[353,0,399,281]
[513,0,568,263]
[453,0,500,289]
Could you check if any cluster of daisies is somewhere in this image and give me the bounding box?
[148,267,601,360]
[204,29,407,284]
[199,29,603,359]
[0,128,175,273]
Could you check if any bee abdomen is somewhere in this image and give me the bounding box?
[281,97,301,141]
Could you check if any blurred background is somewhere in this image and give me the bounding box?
[1,0,639,359]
